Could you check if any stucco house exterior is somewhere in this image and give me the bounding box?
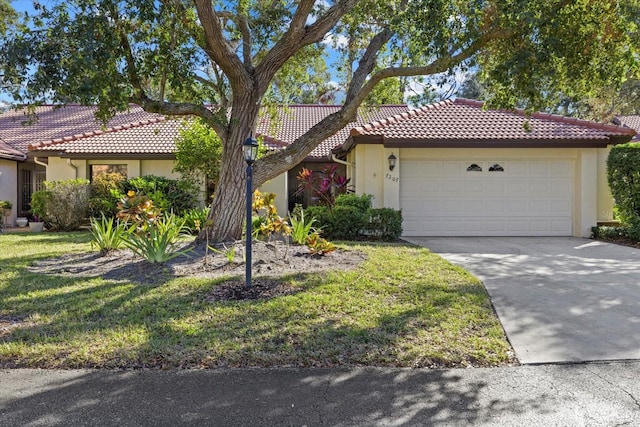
[336,99,636,237]
[1,100,635,235]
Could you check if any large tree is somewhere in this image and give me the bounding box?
[1,0,637,242]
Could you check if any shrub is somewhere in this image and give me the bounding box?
[181,207,210,235]
[363,208,403,241]
[122,213,191,263]
[607,143,640,224]
[327,206,365,240]
[31,179,90,231]
[90,215,126,255]
[334,193,372,214]
[123,175,199,215]
[88,172,125,219]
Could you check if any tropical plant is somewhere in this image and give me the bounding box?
[289,209,317,245]
[252,190,291,240]
[181,207,210,235]
[305,232,336,256]
[90,215,126,255]
[295,164,351,207]
[116,191,161,228]
[122,214,191,263]
[122,175,199,216]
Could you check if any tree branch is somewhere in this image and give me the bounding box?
[193,0,252,93]
[255,0,358,95]
[135,97,229,140]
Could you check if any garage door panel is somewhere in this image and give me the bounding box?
[400,158,573,236]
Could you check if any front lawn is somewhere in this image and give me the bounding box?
[0,232,514,368]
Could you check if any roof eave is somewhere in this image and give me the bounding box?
[28,151,175,160]
[382,138,619,149]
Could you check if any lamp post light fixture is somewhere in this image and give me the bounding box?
[388,153,397,171]
[243,135,259,288]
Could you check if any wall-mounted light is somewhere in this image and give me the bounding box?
[388,153,397,171]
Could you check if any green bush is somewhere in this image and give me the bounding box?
[305,195,402,241]
[123,175,199,215]
[363,208,403,241]
[31,179,90,231]
[607,143,640,224]
[327,206,364,240]
[88,173,125,219]
[334,193,372,214]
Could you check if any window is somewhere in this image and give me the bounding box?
[90,164,128,181]
[466,163,482,172]
[489,163,504,172]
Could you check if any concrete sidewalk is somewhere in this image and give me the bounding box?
[2,363,640,426]
[404,237,640,364]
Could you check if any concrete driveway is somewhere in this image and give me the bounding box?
[403,237,640,364]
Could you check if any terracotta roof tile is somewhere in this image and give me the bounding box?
[0,140,26,160]
[350,99,636,143]
[0,105,162,154]
[614,115,640,141]
[19,104,409,160]
[255,104,410,158]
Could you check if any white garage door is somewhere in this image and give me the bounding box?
[401,159,573,236]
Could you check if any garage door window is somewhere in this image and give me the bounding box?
[489,163,504,172]
[466,163,482,172]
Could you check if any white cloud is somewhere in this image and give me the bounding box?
[321,32,349,49]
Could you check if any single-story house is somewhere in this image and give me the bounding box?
[335,98,636,237]
[1,99,635,236]
[0,104,408,223]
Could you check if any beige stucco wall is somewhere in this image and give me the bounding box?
[259,172,288,216]
[0,159,18,226]
[140,160,180,179]
[351,145,613,238]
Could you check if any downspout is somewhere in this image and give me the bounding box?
[67,159,78,178]
[331,153,355,167]
[33,157,48,169]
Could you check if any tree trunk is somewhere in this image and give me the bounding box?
[201,93,260,243]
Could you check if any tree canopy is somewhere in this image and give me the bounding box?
[1,0,638,241]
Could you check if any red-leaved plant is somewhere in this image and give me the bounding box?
[295,164,350,207]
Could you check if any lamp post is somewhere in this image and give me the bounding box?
[243,136,259,288]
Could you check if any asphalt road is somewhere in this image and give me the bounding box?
[2,363,640,426]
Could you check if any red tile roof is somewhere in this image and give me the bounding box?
[346,99,636,149]
[1,105,162,154]
[17,104,409,160]
[0,140,26,160]
[256,104,410,158]
[613,116,640,141]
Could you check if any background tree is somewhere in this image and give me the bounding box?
[0,0,637,242]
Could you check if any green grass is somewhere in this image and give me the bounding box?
[0,233,513,368]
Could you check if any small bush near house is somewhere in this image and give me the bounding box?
[88,173,125,219]
[252,190,291,241]
[123,175,199,215]
[304,193,402,241]
[31,179,90,231]
[363,208,403,241]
